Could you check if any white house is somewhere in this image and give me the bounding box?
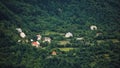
[16,28,22,33]
[20,32,26,38]
[65,32,73,38]
[16,28,26,38]
[36,34,42,40]
[43,37,51,43]
[30,39,33,42]
[90,25,97,30]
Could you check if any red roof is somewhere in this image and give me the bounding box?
[52,51,57,55]
[32,41,39,47]
[32,42,38,45]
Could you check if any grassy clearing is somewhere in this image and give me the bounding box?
[59,48,75,52]
[110,39,119,43]
[58,40,70,45]
[44,31,64,35]
[97,39,119,43]
[97,40,105,43]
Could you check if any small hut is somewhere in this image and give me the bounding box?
[16,28,22,33]
[43,37,51,43]
[65,32,73,38]
[36,34,42,40]
[20,32,26,38]
[52,51,57,55]
[90,25,97,30]
[31,41,40,48]
[30,39,33,42]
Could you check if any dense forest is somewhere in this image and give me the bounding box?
[0,0,120,68]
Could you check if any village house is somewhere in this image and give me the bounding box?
[43,37,51,43]
[16,28,29,43]
[65,32,73,38]
[31,41,40,48]
[16,28,26,38]
[20,32,26,38]
[90,25,97,30]
[36,34,42,40]
[51,51,57,55]
[30,39,33,42]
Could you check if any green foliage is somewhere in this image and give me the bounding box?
[0,0,120,68]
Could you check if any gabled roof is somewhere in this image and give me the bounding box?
[32,42,38,45]
[32,41,40,48]
[52,51,57,55]
[65,32,73,38]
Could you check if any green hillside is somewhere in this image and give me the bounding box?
[0,0,120,68]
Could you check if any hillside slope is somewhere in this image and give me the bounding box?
[0,0,120,68]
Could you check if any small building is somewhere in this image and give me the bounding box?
[90,25,97,30]
[36,34,42,40]
[65,32,73,38]
[20,32,26,38]
[52,51,57,55]
[30,39,33,42]
[16,28,22,33]
[31,41,40,48]
[43,37,51,43]
[76,37,84,41]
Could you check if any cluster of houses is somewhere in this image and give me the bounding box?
[16,28,51,47]
[16,25,98,55]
